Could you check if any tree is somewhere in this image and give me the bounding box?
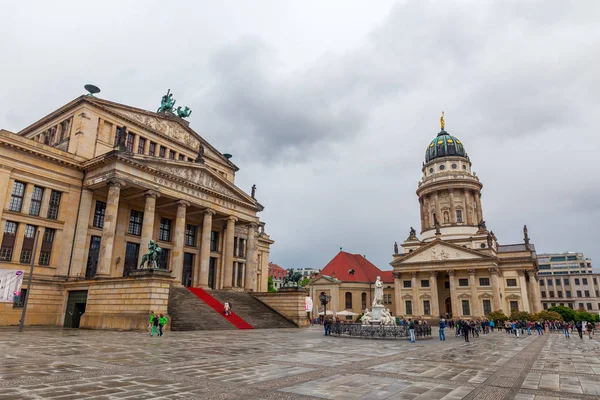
[299,277,310,287]
[267,276,277,293]
[548,306,575,322]
[510,311,534,321]
[574,311,596,322]
[533,311,562,321]
[486,310,507,323]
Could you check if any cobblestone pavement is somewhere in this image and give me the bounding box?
[1,327,599,399]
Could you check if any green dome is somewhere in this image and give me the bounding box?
[425,131,467,162]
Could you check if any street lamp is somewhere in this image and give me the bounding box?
[319,292,331,324]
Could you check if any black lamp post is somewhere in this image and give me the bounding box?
[319,292,331,324]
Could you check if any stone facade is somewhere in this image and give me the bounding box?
[0,95,274,329]
[252,289,310,327]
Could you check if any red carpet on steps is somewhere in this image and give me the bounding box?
[187,288,253,329]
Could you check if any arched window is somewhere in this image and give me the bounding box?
[345,292,352,309]
[361,292,367,309]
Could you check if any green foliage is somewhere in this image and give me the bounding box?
[574,311,597,322]
[267,276,277,293]
[510,311,535,321]
[548,306,575,322]
[486,310,507,323]
[355,314,363,323]
[534,311,563,321]
[299,277,310,287]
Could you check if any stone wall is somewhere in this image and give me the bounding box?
[0,280,64,326]
[252,289,309,327]
[74,274,173,331]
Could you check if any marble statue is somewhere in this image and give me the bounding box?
[393,242,398,254]
[361,308,372,325]
[373,276,383,307]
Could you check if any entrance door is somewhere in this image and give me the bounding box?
[64,290,88,328]
[182,253,194,287]
[444,297,452,317]
[208,257,216,289]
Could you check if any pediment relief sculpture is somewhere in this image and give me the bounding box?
[505,294,521,300]
[457,293,472,299]
[418,293,432,299]
[478,293,494,299]
[401,294,413,300]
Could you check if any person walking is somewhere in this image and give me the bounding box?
[462,320,469,342]
[148,311,155,336]
[576,321,584,339]
[151,313,160,337]
[586,322,593,339]
[159,314,168,337]
[563,322,570,338]
[535,321,543,335]
[409,319,415,343]
[439,318,446,341]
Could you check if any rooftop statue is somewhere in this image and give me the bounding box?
[157,89,176,113]
[440,111,445,131]
[176,105,192,118]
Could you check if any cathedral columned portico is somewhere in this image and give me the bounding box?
[391,115,541,321]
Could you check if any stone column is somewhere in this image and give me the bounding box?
[138,191,160,266]
[464,189,473,225]
[489,267,502,312]
[475,193,483,223]
[434,192,441,224]
[69,189,94,277]
[96,180,124,277]
[197,209,215,288]
[222,216,237,289]
[171,200,189,285]
[393,272,403,316]
[518,270,530,312]
[468,269,480,317]
[0,167,12,231]
[244,223,258,291]
[419,198,425,231]
[448,270,459,317]
[429,271,439,318]
[411,271,420,316]
[449,189,456,224]
[527,270,541,313]
[423,196,430,229]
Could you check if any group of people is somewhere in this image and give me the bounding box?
[223,300,233,316]
[148,311,168,337]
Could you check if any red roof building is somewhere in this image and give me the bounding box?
[268,262,287,289]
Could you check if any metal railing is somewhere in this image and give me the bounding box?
[330,323,432,339]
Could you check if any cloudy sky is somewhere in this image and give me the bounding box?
[1,0,599,271]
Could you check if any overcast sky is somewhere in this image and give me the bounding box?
[1,0,599,272]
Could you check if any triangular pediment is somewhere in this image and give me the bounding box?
[128,155,258,208]
[310,275,341,285]
[392,240,495,266]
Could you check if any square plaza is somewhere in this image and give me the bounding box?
[1,327,599,399]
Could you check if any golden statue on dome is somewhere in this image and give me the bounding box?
[440,111,445,131]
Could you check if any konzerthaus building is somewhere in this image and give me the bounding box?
[0,91,273,329]
[390,118,542,320]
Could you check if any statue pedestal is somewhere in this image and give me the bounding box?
[371,304,385,324]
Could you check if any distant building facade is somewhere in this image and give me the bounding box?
[295,267,320,278]
[537,253,599,313]
[268,262,287,289]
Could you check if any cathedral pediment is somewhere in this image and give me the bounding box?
[391,240,495,266]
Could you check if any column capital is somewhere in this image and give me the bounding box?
[467,268,476,275]
[393,271,402,279]
[527,270,538,279]
[144,190,161,199]
[517,270,526,276]
[176,200,190,208]
[488,267,499,275]
[203,208,216,216]
[411,271,418,278]
[227,215,238,222]
[107,179,126,188]
[447,269,455,276]
[428,271,438,278]
[247,222,258,229]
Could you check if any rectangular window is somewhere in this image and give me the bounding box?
[506,279,517,287]
[38,228,55,266]
[85,236,101,278]
[149,142,156,156]
[238,239,245,257]
[549,291,554,298]
[509,301,519,312]
[185,224,197,247]
[47,190,61,220]
[444,281,450,289]
[582,278,588,285]
[405,300,412,315]
[137,137,146,154]
[564,278,569,285]
[423,300,431,315]
[126,132,135,152]
[541,291,546,298]
[584,290,590,297]
[20,224,37,264]
[9,181,26,212]
[543,303,548,310]
[403,280,411,288]
[159,218,172,241]
[420,279,429,288]
[479,277,490,286]
[210,230,219,252]
[458,278,468,287]
[123,242,140,277]
[93,201,106,228]
[558,291,563,298]
[29,186,44,216]
[233,237,238,256]
[547,279,553,286]
[575,278,580,285]
[178,154,185,161]
[579,302,584,309]
[456,209,463,223]
[566,291,571,298]
[128,210,144,236]
[0,221,18,261]
[13,288,27,308]
[594,278,598,285]
[158,248,170,270]
[555,279,561,285]
[539,280,544,286]
[587,303,592,310]
[169,150,176,160]
[461,300,470,316]
[159,146,166,158]
[577,290,582,297]
[482,299,492,315]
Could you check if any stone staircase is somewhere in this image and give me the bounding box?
[210,290,297,329]
[167,287,236,331]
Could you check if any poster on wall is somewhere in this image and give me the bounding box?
[0,269,24,302]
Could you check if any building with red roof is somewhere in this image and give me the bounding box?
[268,262,287,289]
[307,250,396,318]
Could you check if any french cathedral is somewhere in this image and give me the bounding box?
[391,116,542,320]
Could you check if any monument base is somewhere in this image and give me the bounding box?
[370,304,385,324]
